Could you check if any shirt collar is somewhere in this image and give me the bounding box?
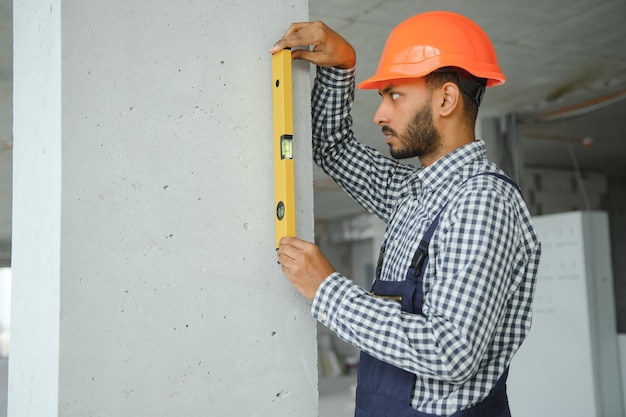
[417,140,488,192]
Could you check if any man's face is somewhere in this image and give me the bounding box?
[375,79,441,161]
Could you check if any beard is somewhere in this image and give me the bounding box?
[384,100,440,160]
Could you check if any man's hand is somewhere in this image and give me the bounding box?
[269,21,356,69]
[277,237,336,301]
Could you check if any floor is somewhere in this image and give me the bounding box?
[0,358,356,417]
[3,347,626,417]
[319,393,355,417]
[319,375,356,417]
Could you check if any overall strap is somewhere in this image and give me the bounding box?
[482,172,522,196]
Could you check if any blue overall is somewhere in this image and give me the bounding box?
[355,173,520,417]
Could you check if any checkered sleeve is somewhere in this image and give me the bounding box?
[312,185,534,384]
[418,186,529,382]
[311,66,414,222]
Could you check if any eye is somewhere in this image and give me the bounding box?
[391,93,400,101]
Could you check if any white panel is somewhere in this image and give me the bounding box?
[617,334,626,410]
[508,212,624,417]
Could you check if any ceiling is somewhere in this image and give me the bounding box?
[309,0,626,219]
[1,0,626,265]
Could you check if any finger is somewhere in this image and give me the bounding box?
[290,48,318,63]
[277,252,293,267]
[279,236,310,251]
[278,236,295,246]
[277,246,295,262]
[281,21,315,40]
[270,22,316,53]
[277,238,303,260]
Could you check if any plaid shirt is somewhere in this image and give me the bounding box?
[310,66,541,415]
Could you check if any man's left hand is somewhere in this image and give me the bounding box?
[277,236,335,301]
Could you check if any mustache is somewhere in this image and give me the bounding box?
[382,126,397,136]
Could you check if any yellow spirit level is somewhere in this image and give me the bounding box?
[272,48,295,249]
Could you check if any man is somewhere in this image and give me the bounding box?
[272,11,541,417]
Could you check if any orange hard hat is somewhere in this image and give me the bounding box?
[358,11,506,90]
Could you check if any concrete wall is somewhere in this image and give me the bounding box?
[11,1,317,416]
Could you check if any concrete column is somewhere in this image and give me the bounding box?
[10,1,317,416]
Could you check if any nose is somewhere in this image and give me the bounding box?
[373,101,389,126]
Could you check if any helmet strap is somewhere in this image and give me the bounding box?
[434,67,487,107]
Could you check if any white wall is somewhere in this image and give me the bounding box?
[0,268,9,357]
[10,0,62,413]
[10,1,317,416]
[507,212,623,416]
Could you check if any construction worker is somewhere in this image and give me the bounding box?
[272,11,541,417]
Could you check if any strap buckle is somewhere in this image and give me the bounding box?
[371,291,402,302]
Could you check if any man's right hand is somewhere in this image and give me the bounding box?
[269,21,356,69]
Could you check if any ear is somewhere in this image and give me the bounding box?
[436,82,461,117]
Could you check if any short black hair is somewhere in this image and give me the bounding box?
[424,68,485,124]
